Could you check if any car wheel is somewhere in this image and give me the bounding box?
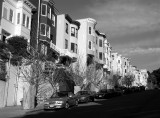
[75,100,78,106]
[92,98,94,102]
[65,103,69,109]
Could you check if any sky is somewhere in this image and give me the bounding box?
[54,0,160,72]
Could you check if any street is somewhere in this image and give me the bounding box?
[9,89,160,118]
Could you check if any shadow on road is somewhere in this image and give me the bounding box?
[15,90,160,118]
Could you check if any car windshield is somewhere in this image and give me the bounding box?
[99,90,108,93]
[51,92,68,98]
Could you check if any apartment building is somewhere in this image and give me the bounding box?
[0,0,35,107]
[56,14,80,66]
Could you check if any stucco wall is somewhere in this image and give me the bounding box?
[0,80,6,108]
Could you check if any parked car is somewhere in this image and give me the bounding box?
[75,90,95,103]
[114,88,124,96]
[44,91,78,110]
[95,89,109,99]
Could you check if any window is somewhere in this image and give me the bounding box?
[96,37,98,44]
[89,27,91,34]
[66,23,68,34]
[75,44,77,53]
[65,39,68,49]
[125,62,126,65]
[76,29,78,38]
[9,9,13,22]
[48,6,51,19]
[71,27,75,37]
[41,4,47,16]
[26,16,30,28]
[71,43,75,52]
[96,50,98,58]
[88,41,92,49]
[17,13,20,24]
[118,60,120,63]
[99,52,102,60]
[41,44,47,55]
[40,23,46,36]
[3,7,8,19]
[46,25,50,38]
[99,39,102,47]
[22,14,26,26]
[52,14,55,26]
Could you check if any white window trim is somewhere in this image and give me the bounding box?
[41,4,47,16]
[40,23,46,36]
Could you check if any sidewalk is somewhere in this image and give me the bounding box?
[0,104,44,118]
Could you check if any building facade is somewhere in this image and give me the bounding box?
[0,0,35,107]
[56,14,80,66]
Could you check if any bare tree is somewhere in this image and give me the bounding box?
[122,74,135,88]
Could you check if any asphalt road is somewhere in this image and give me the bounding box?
[18,89,160,118]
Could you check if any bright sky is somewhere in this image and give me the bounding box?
[54,0,160,72]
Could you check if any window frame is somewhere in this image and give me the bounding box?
[48,6,51,19]
[88,41,92,50]
[46,25,51,38]
[22,13,26,26]
[89,26,92,35]
[99,52,103,60]
[26,16,30,29]
[71,43,75,52]
[3,7,8,20]
[40,23,46,36]
[71,27,75,37]
[41,4,47,16]
[17,13,20,24]
[65,39,68,49]
[52,14,55,26]
[9,9,14,23]
[99,39,103,47]
[66,23,69,34]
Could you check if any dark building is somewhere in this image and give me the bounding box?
[29,0,59,61]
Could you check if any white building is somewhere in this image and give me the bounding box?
[0,0,35,107]
[76,18,97,72]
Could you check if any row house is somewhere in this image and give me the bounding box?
[121,57,130,77]
[56,14,80,67]
[111,53,123,77]
[0,0,35,107]
[103,40,112,73]
[29,0,59,61]
[76,18,97,71]
[139,69,148,87]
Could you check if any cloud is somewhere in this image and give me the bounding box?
[120,47,160,56]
